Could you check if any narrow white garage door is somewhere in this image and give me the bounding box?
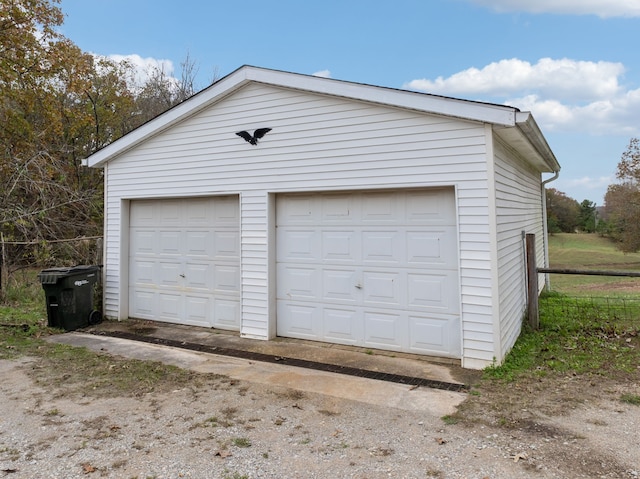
[129,196,240,330]
[276,189,460,357]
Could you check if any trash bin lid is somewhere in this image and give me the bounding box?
[38,265,101,284]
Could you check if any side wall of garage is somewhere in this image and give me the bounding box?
[102,82,497,366]
[493,137,546,362]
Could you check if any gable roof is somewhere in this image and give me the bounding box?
[83,65,560,172]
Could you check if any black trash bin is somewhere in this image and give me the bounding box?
[37,265,102,331]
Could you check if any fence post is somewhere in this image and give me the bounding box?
[95,237,103,267]
[526,233,539,329]
[0,232,5,292]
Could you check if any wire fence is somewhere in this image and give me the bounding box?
[540,293,640,326]
[0,236,103,292]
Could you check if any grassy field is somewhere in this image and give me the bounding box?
[548,233,640,295]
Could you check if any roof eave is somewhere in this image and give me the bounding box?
[494,111,561,174]
[84,65,521,168]
[515,111,561,173]
[243,66,518,126]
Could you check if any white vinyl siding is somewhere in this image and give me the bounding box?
[101,82,496,366]
[493,138,545,360]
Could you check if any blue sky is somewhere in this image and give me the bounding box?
[58,0,640,205]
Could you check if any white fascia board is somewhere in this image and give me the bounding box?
[244,67,518,127]
[515,112,561,173]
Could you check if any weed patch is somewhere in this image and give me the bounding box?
[232,437,251,448]
[441,415,458,425]
[620,393,640,406]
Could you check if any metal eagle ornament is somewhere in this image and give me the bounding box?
[235,128,272,145]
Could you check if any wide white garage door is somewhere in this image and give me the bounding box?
[129,196,240,329]
[277,188,460,357]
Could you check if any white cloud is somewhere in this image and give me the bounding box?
[404,58,640,136]
[467,0,640,18]
[312,69,332,78]
[96,53,176,88]
[508,87,640,135]
[404,58,624,101]
[565,176,613,188]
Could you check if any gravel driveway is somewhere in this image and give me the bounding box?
[0,344,638,478]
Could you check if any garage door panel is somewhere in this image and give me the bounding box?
[277,188,460,357]
[406,227,458,268]
[130,289,154,317]
[362,192,398,223]
[363,311,403,349]
[131,260,154,284]
[407,271,459,311]
[213,299,240,329]
[159,202,181,226]
[214,265,240,292]
[185,231,212,257]
[321,231,358,262]
[214,231,240,259]
[362,231,401,263]
[184,262,213,290]
[322,269,358,302]
[278,195,315,224]
[277,230,318,261]
[321,194,355,222]
[130,202,155,225]
[157,261,182,286]
[158,292,181,319]
[213,197,239,225]
[277,302,320,338]
[184,295,210,324]
[131,230,155,254]
[129,196,240,330]
[324,308,360,343]
[409,314,461,356]
[184,198,213,226]
[159,231,181,255]
[406,189,456,223]
[277,265,319,300]
[362,271,400,306]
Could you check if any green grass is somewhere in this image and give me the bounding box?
[232,437,251,448]
[485,291,640,382]
[548,233,640,295]
[549,233,640,267]
[441,415,459,425]
[485,234,640,382]
[620,393,640,406]
[0,269,49,357]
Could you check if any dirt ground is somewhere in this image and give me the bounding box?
[0,350,639,479]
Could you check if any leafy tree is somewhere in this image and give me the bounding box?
[1,0,130,270]
[0,0,210,286]
[601,138,640,251]
[132,53,201,125]
[615,137,640,183]
[578,199,597,233]
[545,188,580,233]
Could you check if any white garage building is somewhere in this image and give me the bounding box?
[84,66,560,369]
